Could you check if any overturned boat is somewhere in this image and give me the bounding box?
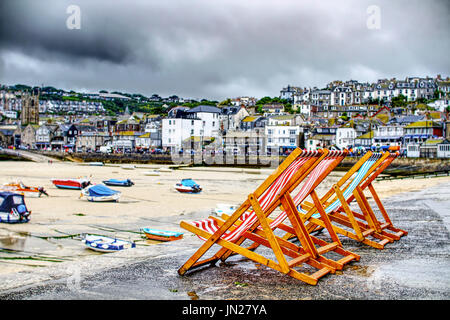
[174,179,202,194]
[81,234,135,253]
[80,184,121,202]
[0,192,31,224]
[103,179,134,187]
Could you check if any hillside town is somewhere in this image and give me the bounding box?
[1,75,450,159]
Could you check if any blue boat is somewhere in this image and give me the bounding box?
[174,178,202,193]
[82,234,136,253]
[102,179,134,187]
[80,184,121,202]
[0,192,31,224]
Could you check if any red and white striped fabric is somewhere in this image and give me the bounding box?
[267,150,345,229]
[191,150,320,242]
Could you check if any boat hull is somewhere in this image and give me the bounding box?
[82,193,121,202]
[2,183,47,198]
[175,187,202,193]
[103,181,134,187]
[51,179,89,190]
[142,228,183,242]
[82,235,135,253]
[0,211,30,224]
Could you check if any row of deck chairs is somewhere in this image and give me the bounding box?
[178,149,408,285]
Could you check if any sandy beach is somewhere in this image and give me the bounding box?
[1,160,450,278]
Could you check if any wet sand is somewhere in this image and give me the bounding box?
[1,160,450,278]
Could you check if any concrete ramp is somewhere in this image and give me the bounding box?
[0,149,60,163]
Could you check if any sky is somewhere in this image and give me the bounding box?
[0,0,449,101]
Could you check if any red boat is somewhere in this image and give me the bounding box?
[51,178,91,190]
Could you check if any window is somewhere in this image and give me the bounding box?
[13,196,23,205]
[289,138,296,144]
[191,129,194,135]
[191,120,194,125]
[169,120,171,125]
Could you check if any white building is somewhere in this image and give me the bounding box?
[373,125,404,147]
[162,118,203,151]
[265,125,302,153]
[335,127,357,150]
[185,105,221,138]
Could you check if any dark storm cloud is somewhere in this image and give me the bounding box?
[0,0,449,99]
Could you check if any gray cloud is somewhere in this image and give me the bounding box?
[0,0,449,100]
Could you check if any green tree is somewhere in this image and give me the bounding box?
[391,94,407,107]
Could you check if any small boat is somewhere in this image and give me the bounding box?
[2,182,49,198]
[0,192,31,224]
[174,179,202,193]
[81,234,135,253]
[51,178,91,190]
[143,170,160,176]
[158,167,173,173]
[141,228,183,242]
[103,179,134,187]
[121,165,135,170]
[214,203,238,216]
[88,162,104,166]
[80,184,121,202]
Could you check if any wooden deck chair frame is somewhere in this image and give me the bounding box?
[218,149,360,270]
[299,151,405,249]
[178,148,359,285]
[334,152,408,243]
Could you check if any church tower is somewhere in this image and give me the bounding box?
[20,89,40,125]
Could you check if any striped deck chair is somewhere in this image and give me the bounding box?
[218,150,360,271]
[297,151,403,249]
[178,149,356,285]
[335,152,408,243]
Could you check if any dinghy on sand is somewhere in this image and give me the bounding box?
[141,228,183,242]
[143,170,160,176]
[103,179,134,187]
[2,182,48,198]
[51,178,90,190]
[81,234,135,253]
[80,184,121,202]
[174,179,202,193]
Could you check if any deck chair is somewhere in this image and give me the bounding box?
[334,152,408,242]
[178,148,359,285]
[218,149,361,270]
[297,151,406,249]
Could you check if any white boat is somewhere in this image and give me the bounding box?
[158,167,173,173]
[80,184,121,202]
[121,165,135,170]
[143,170,160,176]
[81,234,135,253]
[88,162,104,166]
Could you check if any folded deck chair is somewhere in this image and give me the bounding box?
[297,151,406,249]
[218,149,360,270]
[178,148,359,285]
